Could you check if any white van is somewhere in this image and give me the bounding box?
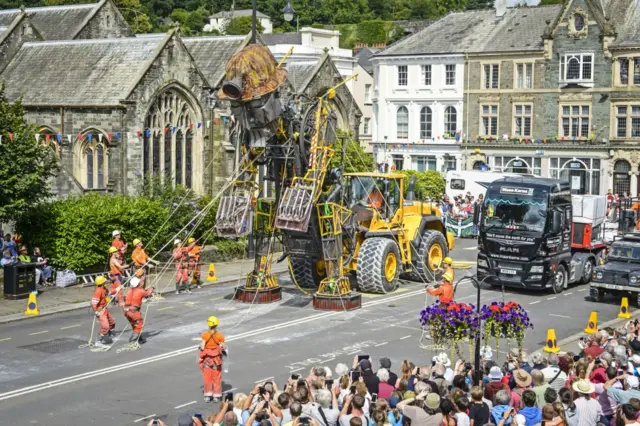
[445,170,535,199]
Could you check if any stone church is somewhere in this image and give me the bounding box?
[0,0,361,196]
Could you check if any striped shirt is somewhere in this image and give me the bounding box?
[574,397,603,426]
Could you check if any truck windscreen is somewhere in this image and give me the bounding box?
[483,186,549,232]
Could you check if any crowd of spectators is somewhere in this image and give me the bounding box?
[1,232,54,286]
[145,321,640,426]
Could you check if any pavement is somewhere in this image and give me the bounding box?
[0,257,288,323]
[0,238,636,425]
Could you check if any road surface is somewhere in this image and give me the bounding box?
[0,239,622,425]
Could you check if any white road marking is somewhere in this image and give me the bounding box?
[134,414,156,423]
[28,330,49,336]
[529,301,540,305]
[549,314,571,318]
[211,297,224,301]
[174,400,197,409]
[0,337,11,342]
[255,376,274,384]
[464,247,477,250]
[158,306,174,311]
[61,324,81,330]
[374,342,388,347]
[547,297,556,300]
[289,367,306,373]
[578,288,588,292]
[0,287,426,402]
[399,335,412,340]
[564,292,573,296]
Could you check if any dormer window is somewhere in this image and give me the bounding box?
[574,14,585,31]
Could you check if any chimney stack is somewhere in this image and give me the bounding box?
[495,0,507,17]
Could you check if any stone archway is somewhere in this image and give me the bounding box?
[143,84,203,192]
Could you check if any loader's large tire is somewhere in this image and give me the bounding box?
[413,230,448,283]
[357,238,400,294]
[289,256,325,289]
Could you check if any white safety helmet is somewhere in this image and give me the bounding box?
[174,238,182,246]
[112,230,121,237]
[130,277,140,288]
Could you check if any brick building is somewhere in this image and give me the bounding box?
[0,1,361,197]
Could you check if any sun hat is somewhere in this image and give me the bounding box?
[572,379,595,394]
[488,366,503,381]
[425,393,440,410]
[435,352,451,367]
[514,369,532,388]
[627,375,640,389]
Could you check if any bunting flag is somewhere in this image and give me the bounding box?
[0,135,3,145]
[56,134,62,144]
[214,118,219,125]
[8,133,13,142]
[45,134,51,143]
[116,132,121,141]
[206,120,211,128]
[197,122,202,128]
[172,126,177,134]
[136,130,142,138]
[88,134,93,142]
[67,135,73,144]
[164,127,170,134]
[35,134,40,143]
[98,134,103,143]
[107,133,112,142]
[77,132,83,141]
[144,129,150,138]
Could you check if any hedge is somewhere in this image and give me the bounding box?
[15,190,224,272]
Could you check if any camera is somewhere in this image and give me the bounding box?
[464,362,473,371]
[299,417,311,426]
[291,374,300,380]
[325,379,334,389]
[595,358,602,364]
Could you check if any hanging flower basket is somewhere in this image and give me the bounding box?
[420,301,480,350]
[481,302,533,355]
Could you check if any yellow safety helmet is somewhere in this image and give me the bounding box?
[95,276,107,286]
[108,246,118,254]
[207,316,219,328]
[443,272,453,282]
[133,238,141,246]
[444,257,453,265]
[188,237,195,244]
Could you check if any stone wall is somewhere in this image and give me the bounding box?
[0,16,41,73]
[75,1,134,40]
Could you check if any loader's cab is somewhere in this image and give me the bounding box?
[344,173,404,222]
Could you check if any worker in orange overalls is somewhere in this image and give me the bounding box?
[131,238,158,288]
[112,230,125,251]
[427,271,454,304]
[173,239,190,294]
[199,315,226,403]
[108,246,128,307]
[187,237,203,288]
[441,257,455,283]
[367,186,384,210]
[91,276,116,347]
[123,276,154,344]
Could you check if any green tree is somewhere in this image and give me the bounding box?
[224,16,264,35]
[538,0,562,4]
[186,7,210,32]
[408,0,439,18]
[330,136,374,173]
[465,0,492,9]
[402,170,445,200]
[0,87,58,222]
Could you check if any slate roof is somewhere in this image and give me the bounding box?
[376,5,562,56]
[599,0,640,47]
[182,35,248,87]
[285,61,317,91]
[262,32,302,46]
[0,3,99,40]
[355,47,379,75]
[0,36,166,106]
[210,9,269,19]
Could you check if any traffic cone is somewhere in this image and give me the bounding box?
[619,297,632,319]
[543,329,560,353]
[584,312,598,334]
[24,291,40,316]
[206,263,217,282]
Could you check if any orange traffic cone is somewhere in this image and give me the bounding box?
[543,329,560,353]
[619,297,632,319]
[584,312,598,334]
